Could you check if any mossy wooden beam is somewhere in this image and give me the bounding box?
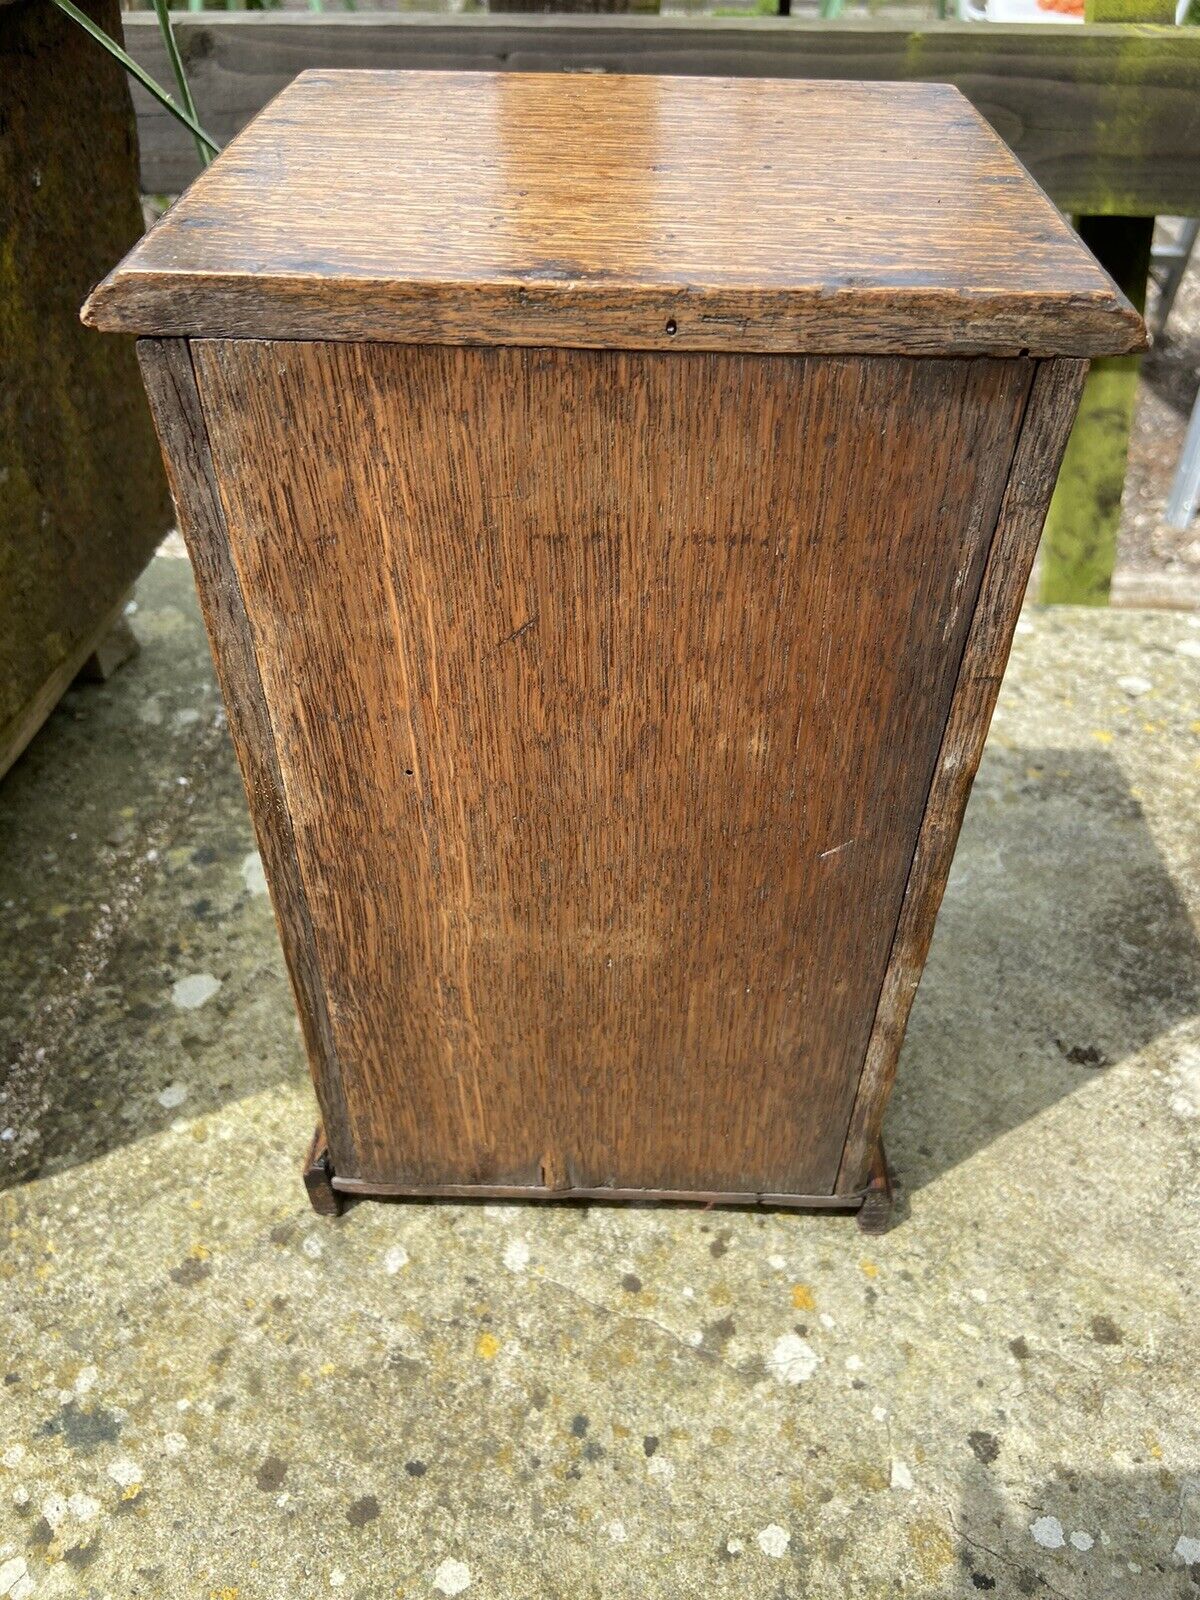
[1038,0,1166,606]
[1086,0,1172,19]
[1039,217,1153,604]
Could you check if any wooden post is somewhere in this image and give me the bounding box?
[1039,216,1153,604]
[1038,0,1170,605]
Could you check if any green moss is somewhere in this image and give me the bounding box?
[1039,357,1141,605]
[1038,214,1151,605]
[903,28,928,76]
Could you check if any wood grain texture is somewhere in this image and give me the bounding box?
[84,71,1142,358]
[136,338,351,1164]
[190,338,1032,1196]
[835,357,1088,1194]
[119,15,1200,220]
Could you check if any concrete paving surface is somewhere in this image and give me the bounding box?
[1,552,1199,1600]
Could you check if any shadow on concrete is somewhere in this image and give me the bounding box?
[951,1463,1199,1598]
[888,744,1200,1196]
[1140,323,1200,422]
[0,557,305,1190]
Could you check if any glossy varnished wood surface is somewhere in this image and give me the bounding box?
[190,338,1031,1195]
[85,71,1142,358]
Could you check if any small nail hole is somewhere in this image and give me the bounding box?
[665,318,678,336]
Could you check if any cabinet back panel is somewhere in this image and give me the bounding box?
[192,340,1030,1194]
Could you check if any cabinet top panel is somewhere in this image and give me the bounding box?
[85,69,1143,357]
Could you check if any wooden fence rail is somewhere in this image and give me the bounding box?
[119,13,1200,602]
[123,14,1200,212]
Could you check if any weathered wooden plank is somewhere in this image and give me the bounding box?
[121,14,1200,216]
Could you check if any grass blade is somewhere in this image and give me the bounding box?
[50,0,220,166]
[149,0,209,167]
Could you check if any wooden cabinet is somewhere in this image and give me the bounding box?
[84,71,1141,1226]
[1,0,170,783]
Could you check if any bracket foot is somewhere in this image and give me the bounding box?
[75,614,138,684]
[856,1138,894,1235]
[302,1124,342,1216]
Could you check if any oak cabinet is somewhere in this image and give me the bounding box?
[85,70,1141,1225]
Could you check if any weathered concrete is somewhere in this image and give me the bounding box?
[1,554,1198,1599]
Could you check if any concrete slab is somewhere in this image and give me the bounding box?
[1,555,1198,1599]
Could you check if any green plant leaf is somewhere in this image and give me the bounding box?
[50,0,220,167]
[149,0,210,167]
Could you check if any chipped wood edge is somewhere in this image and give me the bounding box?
[84,275,1144,360]
[835,356,1090,1195]
[136,336,353,1170]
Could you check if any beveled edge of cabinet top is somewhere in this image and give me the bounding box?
[83,69,1145,357]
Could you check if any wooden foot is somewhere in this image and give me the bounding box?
[302,1124,342,1216]
[1,594,136,782]
[856,1139,894,1235]
[75,614,139,683]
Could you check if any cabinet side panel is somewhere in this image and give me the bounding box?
[136,338,351,1163]
[191,340,1030,1195]
[836,357,1089,1192]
